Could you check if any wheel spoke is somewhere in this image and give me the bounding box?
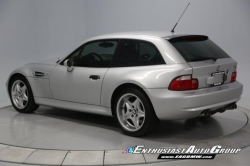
[13,85,18,95]
[125,102,132,111]
[18,98,24,108]
[21,86,27,94]
[139,108,144,113]
[124,113,131,119]
[12,90,18,97]
[133,98,140,108]
[16,83,22,93]
[14,96,19,103]
[23,95,28,101]
[124,97,133,107]
[137,111,145,118]
[131,116,139,129]
[124,104,132,119]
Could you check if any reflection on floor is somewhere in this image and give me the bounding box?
[0,106,247,150]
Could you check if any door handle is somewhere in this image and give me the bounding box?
[89,75,100,80]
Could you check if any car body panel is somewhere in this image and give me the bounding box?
[101,63,192,107]
[145,81,242,120]
[188,58,237,88]
[27,77,53,98]
[34,97,112,116]
[50,65,108,105]
[6,58,58,98]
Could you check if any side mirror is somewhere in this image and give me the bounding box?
[64,59,74,72]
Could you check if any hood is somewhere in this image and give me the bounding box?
[31,58,60,65]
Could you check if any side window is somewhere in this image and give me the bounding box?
[74,40,118,67]
[60,47,82,65]
[113,39,165,67]
[69,48,82,64]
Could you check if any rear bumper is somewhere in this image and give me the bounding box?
[145,81,243,120]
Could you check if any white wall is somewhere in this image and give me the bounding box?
[0,0,250,107]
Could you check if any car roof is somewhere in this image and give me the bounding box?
[86,31,201,41]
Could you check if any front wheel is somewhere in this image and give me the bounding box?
[114,88,158,137]
[9,76,39,113]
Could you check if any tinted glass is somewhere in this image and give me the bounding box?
[72,40,118,67]
[113,39,165,67]
[169,37,230,62]
[68,48,82,63]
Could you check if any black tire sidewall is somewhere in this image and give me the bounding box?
[9,76,38,113]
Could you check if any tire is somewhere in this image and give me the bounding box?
[114,88,158,137]
[9,75,39,113]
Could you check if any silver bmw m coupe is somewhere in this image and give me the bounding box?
[6,32,243,136]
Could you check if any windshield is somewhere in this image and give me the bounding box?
[168,36,230,62]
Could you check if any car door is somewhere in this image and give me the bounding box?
[50,39,118,105]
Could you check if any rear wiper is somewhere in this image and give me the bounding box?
[191,57,217,62]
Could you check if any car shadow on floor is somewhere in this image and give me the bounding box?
[2,106,247,150]
[31,106,224,142]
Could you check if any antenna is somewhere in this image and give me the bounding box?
[171,2,190,33]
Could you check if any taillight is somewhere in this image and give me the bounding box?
[169,75,198,91]
[231,71,237,82]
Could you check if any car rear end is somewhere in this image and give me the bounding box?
[148,35,243,120]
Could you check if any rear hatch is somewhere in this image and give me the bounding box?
[168,35,237,88]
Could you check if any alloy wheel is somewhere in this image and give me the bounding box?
[11,80,29,109]
[116,93,146,132]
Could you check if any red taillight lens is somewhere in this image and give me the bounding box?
[231,71,237,82]
[169,75,198,91]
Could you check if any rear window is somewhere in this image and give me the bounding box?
[169,36,230,62]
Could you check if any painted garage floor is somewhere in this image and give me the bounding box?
[0,106,250,165]
[0,106,247,151]
[1,146,250,166]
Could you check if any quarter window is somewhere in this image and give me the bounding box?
[113,39,165,67]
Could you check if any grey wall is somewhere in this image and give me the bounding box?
[0,0,86,106]
[0,0,250,106]
[84,0,250,102]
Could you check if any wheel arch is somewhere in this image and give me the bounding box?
[110,83,157,118]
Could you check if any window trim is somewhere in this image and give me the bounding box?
[60,39,120,68]
[110,39,166,68]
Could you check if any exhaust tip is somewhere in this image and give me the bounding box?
[227,103,237,110]
[199,110,211,117]
[234,104,237,109]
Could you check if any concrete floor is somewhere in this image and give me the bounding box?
[0,106,247,151]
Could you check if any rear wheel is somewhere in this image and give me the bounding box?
[114,88,158,137]
[9,76,39,113]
